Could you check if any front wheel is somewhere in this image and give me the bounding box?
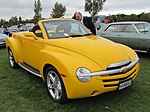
[8,49,18,68]
[44,66,68,104]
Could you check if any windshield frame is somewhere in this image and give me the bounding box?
[42,19,92,39]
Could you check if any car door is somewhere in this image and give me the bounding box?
[21,30,43,70]
[117,24,139,50]
[138,32,150,52]
[98,24,121,43]
[134,23,150,52]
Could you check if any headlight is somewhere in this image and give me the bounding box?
[76,68,92,82]
[134,54,139,59]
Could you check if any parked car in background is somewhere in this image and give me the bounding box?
[25,23,34,31]
[7,25,18,37]
[97,21,150,53]
[0,28,9,46]
[18,23,34,31]
[6,18,140,103]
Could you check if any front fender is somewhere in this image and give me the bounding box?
[39,49,102,78]
[6,34,22,63]
[39,49,102,99]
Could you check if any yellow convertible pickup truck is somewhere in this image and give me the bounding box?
[6,18,140,103]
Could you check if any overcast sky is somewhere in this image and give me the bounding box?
[0,0,150,20]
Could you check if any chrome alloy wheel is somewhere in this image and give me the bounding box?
[9,50,15,67]
[47,71,62,100]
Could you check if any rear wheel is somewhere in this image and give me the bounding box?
[8,49,18,68]
[44,66,68,104]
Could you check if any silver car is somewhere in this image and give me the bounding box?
[97,21,150,53]
[0,28,8,46]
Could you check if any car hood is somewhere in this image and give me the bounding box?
[45,36,130,69]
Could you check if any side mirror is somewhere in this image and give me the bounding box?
[24,32,37,40]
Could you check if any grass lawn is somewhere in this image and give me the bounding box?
[0,48,150,112]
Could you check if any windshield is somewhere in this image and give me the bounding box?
[42,20,92,39]
[135,23,150,33]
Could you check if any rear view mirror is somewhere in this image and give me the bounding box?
[24,32,37,39]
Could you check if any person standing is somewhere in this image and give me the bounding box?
[73,12,96,35]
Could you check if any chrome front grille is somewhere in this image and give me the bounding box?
[103,70,136,83]
[106,60,132,76]
[107,60,131,70]
[100,59,139,88]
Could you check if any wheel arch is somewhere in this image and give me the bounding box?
[6,35,22,63]
[43,64,54,80]
[6,42,19,63]
[41,61,71,100]
[42,63,68,81]
[43,64,68,103]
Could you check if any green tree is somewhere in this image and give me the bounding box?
[108,13,150,23]
[137,12,145,21]
[84,0,106,21]
[33,0,42,23]
[0,19,6,27]
[18,16,22,25]
[19,17,22,22]
[141,13,150,22]
[9,16,18,25]
[25,19,34,23]
[50,2,66,18]
[129,14,138,21]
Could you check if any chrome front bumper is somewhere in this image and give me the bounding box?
[77,58,140,77]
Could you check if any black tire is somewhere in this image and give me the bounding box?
[44,66,68,104]
[8,49,18,68]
